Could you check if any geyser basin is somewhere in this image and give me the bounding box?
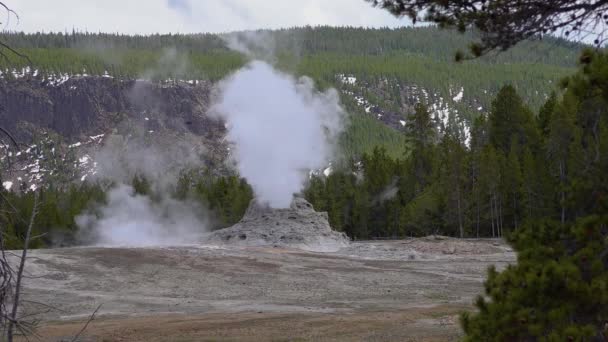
[205,197,349,252]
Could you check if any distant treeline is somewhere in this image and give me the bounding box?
[0,171,253,249]
[0,26,580,65]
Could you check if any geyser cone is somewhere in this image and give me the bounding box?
[205,196,349,252]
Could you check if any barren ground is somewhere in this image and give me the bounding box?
[11,238,515,341]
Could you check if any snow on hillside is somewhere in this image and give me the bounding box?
[337,74,472,146]
[2,181,12,191]
[0,133,107,192]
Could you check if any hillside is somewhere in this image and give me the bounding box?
[0,27,580,160]
[0,26,587,246]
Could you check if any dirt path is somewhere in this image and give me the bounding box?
[11,239,514,341]
[26,305,468,342]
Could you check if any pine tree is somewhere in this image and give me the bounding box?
[547,91,578,224]
[489,85,537,153]
[405,103,436,195]
[461,216,608,341]
[504,139,523,230]
[479,146,502,237]
[520,147,538,221]
[538,92,557,141]
[437,131,467,237]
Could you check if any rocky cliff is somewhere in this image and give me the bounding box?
[0,75,228,190]
[0,75,224,143]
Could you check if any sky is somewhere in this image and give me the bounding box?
[7,0,407,34]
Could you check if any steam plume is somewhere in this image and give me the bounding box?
[76,133,209,247]
[76,184,207,247]
[211,61,345,208]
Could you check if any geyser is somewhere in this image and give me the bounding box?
[211,61,345,208]
[206,196,349,252]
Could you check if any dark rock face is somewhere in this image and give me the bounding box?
[0,76,225,144]
[0,76,230,190]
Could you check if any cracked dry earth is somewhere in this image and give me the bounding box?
[12,238,514,341]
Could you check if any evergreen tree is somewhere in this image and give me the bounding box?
[489,85,538,153]
[538,92,557,141]
[436,131,467,237]
[503,139,523,230]
[405,103,436,195]
[461,216,608,341]
[547,92,578,224]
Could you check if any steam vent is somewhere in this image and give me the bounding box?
[206,196,349,252]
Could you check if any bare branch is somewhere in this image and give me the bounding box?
[367,0,608,59]
[7,192,39,342]
[0,127,19,148]
[20,300,68,313]
[70,303,102,342]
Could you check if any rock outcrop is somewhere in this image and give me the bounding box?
[0,76,229,189]
[0,76,225,144]
[205,197,349,252]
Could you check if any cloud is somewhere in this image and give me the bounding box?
[167,0,191,13]
[10,0,407,34]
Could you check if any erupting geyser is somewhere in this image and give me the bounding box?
[211,60,345,208]
[207,58,349,251]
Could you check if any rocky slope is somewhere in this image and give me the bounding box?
[0,75,228,190]
[0,72,486,191]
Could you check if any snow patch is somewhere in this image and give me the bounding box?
[90,134,105,141]
[338,74,357,85]
[452,87,464,103]
[2,181,13,191]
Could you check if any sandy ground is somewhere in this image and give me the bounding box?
[10,238,515,341]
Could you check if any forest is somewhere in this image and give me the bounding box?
[0,46,606,248]
[0,27,580,159]
[0,26,599,246]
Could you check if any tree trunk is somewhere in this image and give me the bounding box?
[513,196,518,229]
[7,193,38,342]
[490,197,496,238]
[457,187,464,238]
[476,200,480,238]
[498,196,504,237]
[559,161,566,224]
[527,187,532,219]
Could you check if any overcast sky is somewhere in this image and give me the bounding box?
[8,0,407,34]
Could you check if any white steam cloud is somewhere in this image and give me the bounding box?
[76,128,209,247]
[76,184,207,247]
[212,61,345,208]
[223,31,278,63]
